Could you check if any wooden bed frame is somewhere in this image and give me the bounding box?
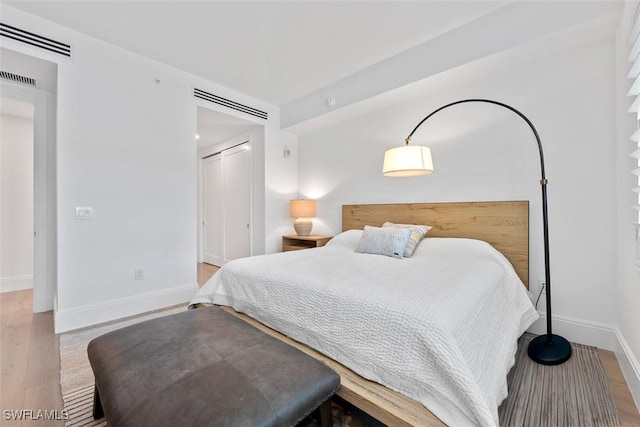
[224,200,530,426]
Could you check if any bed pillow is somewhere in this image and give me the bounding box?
[325,229,363,250]
[355,225,412,259]
[382,222,432,257]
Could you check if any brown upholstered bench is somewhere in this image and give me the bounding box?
[87,306,340,427]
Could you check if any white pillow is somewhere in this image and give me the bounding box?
[355,226,412,259]
[325,229,363,250]
[382,222,432,257]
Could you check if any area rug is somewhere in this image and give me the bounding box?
[59,305,187,396]
[498,333,621,426]
[60,309,621,427]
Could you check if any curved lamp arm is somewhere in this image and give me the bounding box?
[405,99,570,365]
[405,99,546,180]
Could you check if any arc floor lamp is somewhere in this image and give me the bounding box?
[384,99,571,365]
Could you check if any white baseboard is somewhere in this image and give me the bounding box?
[54,283,198,333]
[527,311,618,350]
[615,329,640,409]
[0,275,34,293]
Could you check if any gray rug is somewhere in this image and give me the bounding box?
[60,311,621,427]
[59,305,187,396]
[498,333,621,427]
[63,385,106,427]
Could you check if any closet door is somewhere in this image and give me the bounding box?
[223,144,251,261]
[202,154,224,266]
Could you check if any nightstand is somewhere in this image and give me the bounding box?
[282,235,332,252]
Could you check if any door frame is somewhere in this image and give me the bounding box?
[201,152,224,266]
[1,81,57,313]
[197,134,254,265]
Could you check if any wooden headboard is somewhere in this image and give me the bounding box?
[342,201,529,287]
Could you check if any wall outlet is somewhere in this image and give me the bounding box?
[134,268,144,280]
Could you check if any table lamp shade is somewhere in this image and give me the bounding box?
[290,199,316,218]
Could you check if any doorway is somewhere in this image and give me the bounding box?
[202,142,252,266]
[0,48,57,313]
[196,106,262,268]
[0,98,34,294]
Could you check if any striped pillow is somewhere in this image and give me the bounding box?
[382,222,432,257]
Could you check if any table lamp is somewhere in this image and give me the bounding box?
[290,199,316,236]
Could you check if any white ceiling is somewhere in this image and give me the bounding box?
[4,0,621,136]
[6,1,510,106]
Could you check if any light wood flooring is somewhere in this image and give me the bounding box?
[1,263,638,427]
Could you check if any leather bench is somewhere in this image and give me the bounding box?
[87,306,340,427]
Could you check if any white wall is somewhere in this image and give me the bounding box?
[0,4,291,331]
[615,0,640,407]
[52,34,200,332]
[298,35,618,340]
[266,130,299,246]
[0,112,34,292]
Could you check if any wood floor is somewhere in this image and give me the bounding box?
[197,262,220,287]
[0,289,64,427]
[1,263,638,427]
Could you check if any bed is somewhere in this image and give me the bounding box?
[190,201,538,426]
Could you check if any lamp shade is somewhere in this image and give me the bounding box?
[290,199,316,218]
[382,145,433,177]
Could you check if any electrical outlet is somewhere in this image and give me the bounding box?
[134,268,144,280]
[538,279,546,292]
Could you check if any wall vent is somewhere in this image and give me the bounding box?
[1,22,71,57]
[194,88,268,120]
[0,70,36,87]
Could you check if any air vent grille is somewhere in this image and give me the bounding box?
[0,70,36,87]
[1,22,71,57]
[194,88,268,120]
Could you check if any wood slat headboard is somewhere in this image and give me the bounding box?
[342,201,529,287]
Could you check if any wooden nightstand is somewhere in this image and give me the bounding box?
[282,235,332,252]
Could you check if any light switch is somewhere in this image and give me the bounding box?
[75,207,93,220]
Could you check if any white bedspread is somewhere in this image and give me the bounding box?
[191,231,538,426]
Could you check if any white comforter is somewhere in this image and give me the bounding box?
[191,231,538,426]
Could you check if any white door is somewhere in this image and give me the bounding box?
[223,144,251,261]
[202,154,224,266]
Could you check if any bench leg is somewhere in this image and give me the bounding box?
[319,400,332,427]
[93,384,104,420]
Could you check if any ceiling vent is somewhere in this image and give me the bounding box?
[194,88,268,120]
[0,70,36,87]
[1,22,71,57]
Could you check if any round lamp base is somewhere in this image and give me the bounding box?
[293,218,312,236]
[527,334,572,365]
